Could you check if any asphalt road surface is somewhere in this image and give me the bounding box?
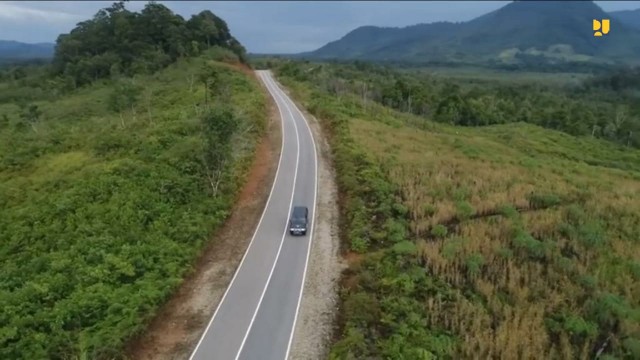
[189,70,318,360]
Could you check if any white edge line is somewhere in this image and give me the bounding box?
[233,71,302,360]
[272,73,320,360]
[189,70,287,360]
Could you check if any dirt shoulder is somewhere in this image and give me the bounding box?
[126,71,281,360]
[281,85,343,360]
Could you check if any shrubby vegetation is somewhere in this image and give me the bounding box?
[0,3,264,359]
[271,59,640,148]
[274,60,640,359]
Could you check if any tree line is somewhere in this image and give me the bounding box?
[275,60,640,148]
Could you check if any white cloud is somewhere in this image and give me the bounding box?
[0,2,84,24]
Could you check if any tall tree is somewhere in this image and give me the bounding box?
[51,2,246,87]
[201,106,238,195]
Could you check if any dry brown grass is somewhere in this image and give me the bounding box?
[350,117,640,358]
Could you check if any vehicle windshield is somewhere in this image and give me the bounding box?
[290,218,306,226]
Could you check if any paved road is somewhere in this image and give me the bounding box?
[189,70,318,360]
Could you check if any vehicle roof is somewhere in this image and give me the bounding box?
[292,206,308,214]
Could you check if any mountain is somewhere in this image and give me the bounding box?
[610,8,640,30]
[0,40,55,61]
[302,1,640,65]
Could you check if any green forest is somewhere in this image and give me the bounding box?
[270,59,640,148]
[0,3,264,359]
[271,60,640,359]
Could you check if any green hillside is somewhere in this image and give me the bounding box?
[272,60,640,359]
[304,1,640,66]
[0,3,265,359]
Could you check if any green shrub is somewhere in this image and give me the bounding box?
[330,327,368,360]
[629,261,640,281]
[350,236,369,253]
[562,314,598,337]
[384,219,408,244]
[455,201,476,220]
[0,114,8,128]
[496,246,514,259]
[511,229,546,260]
[587,292,633,329]
[343,291,381,328]
[526,192,562,209]
[498,204,519,219]
[623,337,640,359]
[452,186,471,201]
[392,241,417,256]
[577,221,607,249]
[424,204,437,217]
[443,237,468,260]
[465,253,485,278]
[430,224,448,238]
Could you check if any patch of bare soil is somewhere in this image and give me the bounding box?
[125,75,281,360]
[284,88,343,360]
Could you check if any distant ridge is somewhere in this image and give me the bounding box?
[0,40,55,61]
[610,8,640,30]
[302,1,640,65]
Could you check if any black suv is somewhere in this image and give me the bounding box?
[289,206,308,236]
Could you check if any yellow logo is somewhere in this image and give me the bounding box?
[593,19,610,37]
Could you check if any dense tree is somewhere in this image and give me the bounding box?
[187,10,229,49]
[52,1,246,87]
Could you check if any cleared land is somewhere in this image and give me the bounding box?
[352,118,640,359]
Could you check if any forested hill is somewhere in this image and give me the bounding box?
[51,1,246,87]
[611,8,640,30]
[303,1,640,66]
[0,41,54,62]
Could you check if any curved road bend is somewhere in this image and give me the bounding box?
[189,70,318,360]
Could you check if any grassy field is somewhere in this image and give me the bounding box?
[353,118,640,359]
[0,56,266,359]
[276,68,640,359]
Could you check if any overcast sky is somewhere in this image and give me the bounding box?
[1,1,639,53]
